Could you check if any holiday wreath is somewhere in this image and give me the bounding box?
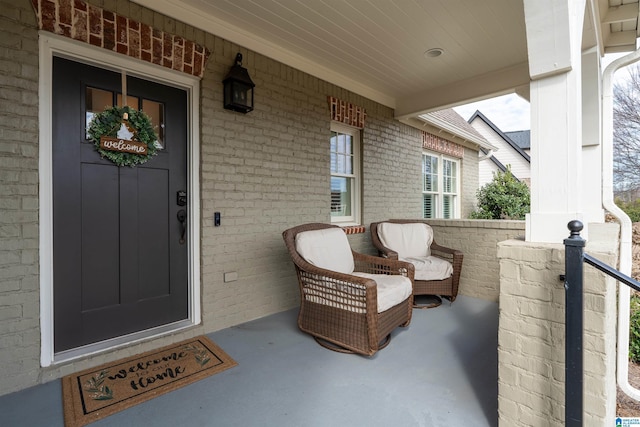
[87,106,160,167]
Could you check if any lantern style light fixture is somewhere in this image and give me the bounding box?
[223,53,255,113]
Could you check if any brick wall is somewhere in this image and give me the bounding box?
[350,219,525,301]
[424,219,525,301]
[0,0,41,395]
[497,223,618,425]
[197,52,433,331]
[363,115,423,223]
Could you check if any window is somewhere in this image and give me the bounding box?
[330,123,361,224]
[85,87,165,148]
[422,152,459,219]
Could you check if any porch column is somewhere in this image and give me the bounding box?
[581,47,605,225]
[524,0,587,243]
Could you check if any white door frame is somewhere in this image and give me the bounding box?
[38,33,202,366]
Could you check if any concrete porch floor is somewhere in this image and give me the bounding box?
[0,295,498,426]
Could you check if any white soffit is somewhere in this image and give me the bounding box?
[132,0,528,112]
[132,0,639,114]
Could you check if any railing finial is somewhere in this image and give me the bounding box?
[567,220,583,238]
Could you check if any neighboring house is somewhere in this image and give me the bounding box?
[468,111,531,187]
[504,130,531,155]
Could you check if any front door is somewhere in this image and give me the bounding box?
[52,57,189,353]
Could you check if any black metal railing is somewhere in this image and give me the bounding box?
[563,220,640,426]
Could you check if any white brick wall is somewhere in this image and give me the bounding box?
[424,219,525,301]
[497,223,618,426]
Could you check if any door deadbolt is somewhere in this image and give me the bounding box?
[177,190,187,206]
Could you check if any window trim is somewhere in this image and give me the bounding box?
[330,122,361,225]
[422,151,460,219]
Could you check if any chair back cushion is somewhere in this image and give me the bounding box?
[378,222,433,258]
[295,228,354,274]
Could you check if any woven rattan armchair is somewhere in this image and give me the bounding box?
[282,223,414,356]
[370,220,463,308]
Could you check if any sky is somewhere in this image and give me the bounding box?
[452,53,634,133]
[453,94,530,132]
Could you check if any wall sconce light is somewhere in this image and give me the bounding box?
[223,53,255,113]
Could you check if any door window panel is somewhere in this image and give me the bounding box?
[85,87,113,139]
[142,99,165,149]
[116,93,140,110]
[85,87,164,150]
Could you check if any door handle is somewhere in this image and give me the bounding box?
[177,209,187,244]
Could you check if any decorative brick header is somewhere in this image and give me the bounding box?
[30,0,210,78]
[341,225,365,235]
[328,97,366,129]
[422,132,464,158]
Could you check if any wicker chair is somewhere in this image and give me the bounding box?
[370,220,463,308]
[282,223,414,356]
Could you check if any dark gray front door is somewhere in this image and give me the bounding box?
[52,57,189,353]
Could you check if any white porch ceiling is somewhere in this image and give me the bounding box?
[134,0,638,117]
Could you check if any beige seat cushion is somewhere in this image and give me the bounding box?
[295,228,354,274]
[352,273,412,312]
[378,222,433,258]
[402,256,453,281]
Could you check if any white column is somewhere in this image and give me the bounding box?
[524,0,587,243]
[581,48,605,225]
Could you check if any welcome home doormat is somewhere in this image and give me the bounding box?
[61,336,237,427]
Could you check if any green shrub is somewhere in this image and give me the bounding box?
[470,166,530,220]
[630,295,640,363]
[616,198,640,222]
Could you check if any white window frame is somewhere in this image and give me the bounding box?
[422,151,460,219]
[330,122,361,225]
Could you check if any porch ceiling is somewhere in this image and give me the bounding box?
[135,0,637,117]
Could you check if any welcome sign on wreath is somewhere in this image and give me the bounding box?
[87,106,160,167]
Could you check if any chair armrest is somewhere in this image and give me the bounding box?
[430,242,463,285]
[353,252,415,281]
[431,242,463,258]
[378,247,399,260]
[370,222,400,260]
